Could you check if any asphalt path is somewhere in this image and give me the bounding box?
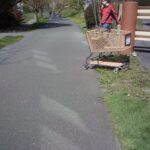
[135,19,150,70]
[0,18,120,150]
[135,40,150,69]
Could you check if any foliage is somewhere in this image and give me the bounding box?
[23,0,47,22]
[66,0,83,9]
[62,8,79,17]
[22,12,34,23]
[62,8,87,32]
[0,0,16,9]
[28,16,49,30]
[0,0,22,28]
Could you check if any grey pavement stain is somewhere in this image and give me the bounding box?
[33,49,49,56]
[81,40,88,46]
[33,54,52,63]
[33,49,60,73]
[40,95,90,134]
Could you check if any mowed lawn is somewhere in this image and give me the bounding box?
[0,36,23,49]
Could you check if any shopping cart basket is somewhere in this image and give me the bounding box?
[84,28,132,71]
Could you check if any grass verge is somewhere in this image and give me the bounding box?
[28,16,49,30]
[0,36,23,49]
[97,56,150,150]
[62,8,87,32]
[22,12,34,23]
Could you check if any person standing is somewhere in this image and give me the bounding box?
[100,0,119,31]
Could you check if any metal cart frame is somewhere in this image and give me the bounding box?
[84,28,132,71]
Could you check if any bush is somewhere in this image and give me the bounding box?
[0,0,22,29]
[23,6,32,13]
[0,10,22,28]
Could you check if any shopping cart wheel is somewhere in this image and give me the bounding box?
[113,68,119,73]
[120,63,129,72]
[83,64,89,70]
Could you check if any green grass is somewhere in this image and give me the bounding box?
[105,93,150,150]
[62,8,87,32]
[97,56,150,150]
[68,13,87,32]
[28,16,49,30]
[22,12,34,23]
[0,36,24,49]
[62,8,79,17]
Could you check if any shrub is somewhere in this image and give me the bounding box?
[0,0,22,29]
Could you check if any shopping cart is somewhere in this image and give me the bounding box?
[84,28,132,71]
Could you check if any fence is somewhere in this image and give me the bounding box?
[135,6,150,42]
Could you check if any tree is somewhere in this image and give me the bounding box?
[138,0,150,5]
[0,0,22,28]
[24,0,52,22]
[66,0,83,9]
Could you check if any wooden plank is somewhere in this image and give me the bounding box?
[135,35,150,38]
[135,37,150,41]
[138,13,150,16]
[138,9,150,14]
[89,60,124,68]
[135,31,150,37]
[136,29,150,32]
[137,16,150,19]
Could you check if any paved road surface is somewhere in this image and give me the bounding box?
[135,19,150,70]
[0,18,120,150]
[135,40,150,69]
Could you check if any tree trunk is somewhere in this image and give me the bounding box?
[40,8,44,17]
[35,12,39,23]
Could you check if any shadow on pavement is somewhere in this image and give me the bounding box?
[0,18,72,33]
[40,22,72,29]
[0,24,30,33]
[144,23,150,26]
[134,46,150,53]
